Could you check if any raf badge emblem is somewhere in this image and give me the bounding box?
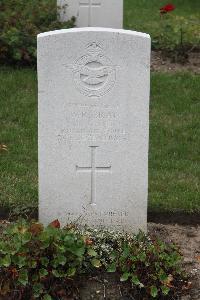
[73,42,116,97]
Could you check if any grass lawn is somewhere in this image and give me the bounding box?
[149,72,199,213]
[0,68,199,215]
[0,68,38,216]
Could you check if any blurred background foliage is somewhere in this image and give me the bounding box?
[0,0,75,65]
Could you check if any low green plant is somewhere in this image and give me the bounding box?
[77,227,189,299]
[107,231,189,299]
[154,14,200,62]
[0,0,75,65]
[0,220,100,299]
[78,227,128,267]
[0,220,190,299]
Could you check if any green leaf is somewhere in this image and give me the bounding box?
[0,255,11,267]
[110,251,117,261]
[0,242,7,254]
[159,272,168,282]
[150,286,158,298]
[39,268,48,278]
[21,232,32,244]
[122,246,130,259]
[32,273,39,282]
[58,255,67,266]
[13,256,27,268]
[131,275,143,286]
[52,269,61,278]
[91,258,101,268]
[51,258,59,268]
[67,267,76,277]
[43,294,52,300]
[41,257,49,267]
[120,272,130,282]
[72,246,85,257]
[107,262,117,273]
[87,248,97,257]
[33,283,43,297]
[18,269,28,286]
[130,255,137,262]
[138,252,146,262]
[39,232,50,248]
[57,244,66,253]
[161,286,170,295]
[64,234,74,244]
[29,259,37,268]
[40,241,50,249]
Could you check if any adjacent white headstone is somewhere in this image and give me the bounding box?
[58,0,123,28]
[38,28,151,232]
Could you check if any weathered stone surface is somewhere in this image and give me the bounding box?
[38,28,151,232]
[58,0,123,28]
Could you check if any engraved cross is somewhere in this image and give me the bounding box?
[79,0,102,26]
[76,146,111,206]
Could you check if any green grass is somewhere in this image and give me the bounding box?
[149,72,200,213]
[0,68,199,215]
[0,68,38,215]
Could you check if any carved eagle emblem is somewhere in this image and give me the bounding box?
[80,65,112,85]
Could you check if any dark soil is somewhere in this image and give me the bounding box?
[151,51,200,74]
[148,212,200,225]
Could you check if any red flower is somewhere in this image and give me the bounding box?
[49,219,60,228]
[160,3,175,14]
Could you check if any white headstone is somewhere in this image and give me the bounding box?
[38,28,151,232]
[58,0,123,28]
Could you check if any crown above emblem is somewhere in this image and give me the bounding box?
[86,42,103,55]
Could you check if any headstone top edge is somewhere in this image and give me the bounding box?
[37,27,150,40]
